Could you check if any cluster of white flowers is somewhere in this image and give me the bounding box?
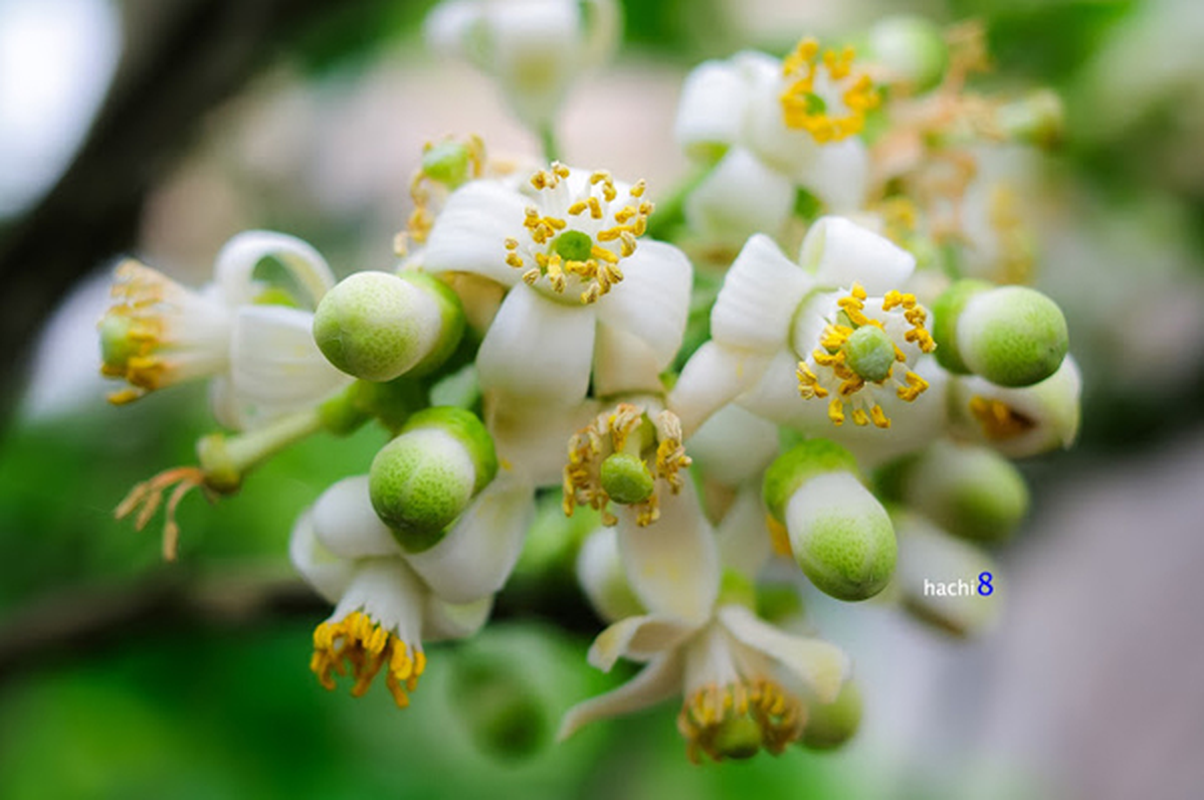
[99,3,1079,763]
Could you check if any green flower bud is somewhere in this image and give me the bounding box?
[764,441,896,602]
[893,511,999,637]
[800,681,862,751]
[313,271,464,382]
[599,453,655,505]
[763,439,860,523]
[933,281,1068,387]
[898,442,1029,543]
[369,408,496,552]
[449,654,548,761]
[867,16,949,92]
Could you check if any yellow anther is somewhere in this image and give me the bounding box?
[780,38,879,144]
[870,404,891,428]
[311,611,425,710]
[968,396,1035,441]
[828,397,845,425]
[678,679,805,763]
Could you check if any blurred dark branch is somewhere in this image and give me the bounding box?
[0,0,384,425]
[0,566,598,685]
[0,567,323,684]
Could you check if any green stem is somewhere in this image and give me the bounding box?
[198,408,324,492]
[539,124,561,163]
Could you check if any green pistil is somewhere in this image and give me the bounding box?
[804,92,827,114]
[99,314,138,369]
[552,230,594,263]
[843,325,895,382]
[712,716,763,760]
[600,453,654,505]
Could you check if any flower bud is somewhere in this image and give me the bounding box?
[313,271,464,382]
[369,408,497,552]
[764,440,897,601]
[448,652,549,761]
[421,140,473,188]
[933,281,1068,387]
[893,441,1029,543]
[893,511,999,637]
[951,356,1081,458]
[800,680,862,750]
[867,16,948,92]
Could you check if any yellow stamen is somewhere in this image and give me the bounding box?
[505,162,654,304]
[311,610,426,710]
[115,466,215,561]
[968,396,1035,441]
[677,680,806,763]
[780,38,879,144]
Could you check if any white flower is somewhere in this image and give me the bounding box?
[675,40,880,244]
[99,231,350,430]
[423,163,691,430]
[424,0,621,130]
[558,480,850,762]
[670,217,945,464]
[290,472,534,707]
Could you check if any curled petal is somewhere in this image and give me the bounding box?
[215,230,335,309]
[311,476,401,560]
[594,240,692,371]
[588,613,699,672]
[289,510,355,605]
[712,234,814,353]
[718,604,850,703]
[558,653,683,742]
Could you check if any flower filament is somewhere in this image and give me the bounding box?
[563,403,691,526]
[796,283,936,429]
[780,38,880,144]
[311,610,426,709]
[505,163,653,304]
[678,678,805,763]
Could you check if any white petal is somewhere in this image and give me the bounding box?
[687,403,780,487]
[718,604,850,703]
[799,138,870,214]
[684,148,795,247]
[594,239,692,370]
[477,283,596,405]
[616,478,719,625]
[588,613,699,672]
[741,67,823,177]
[712,233,814,352]
[799,216,916,294]
[311,475,402,560]
[950,356,1081,458]
[334,557,427,647]
[486,393,600,487]
[592,322,665,397]
[423,595,494,642]
[557,652,683,742]
[424,181,528,287]
[668,341,773,438]
[739,352,950,468]
[423,0,479,59]
[715,486,773,580]
[215,230,335,309]
[227,304,351,428]
[289,509,355,605]
[404,476,535,604]
[675,60,751,159]
[576,526,646,624]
